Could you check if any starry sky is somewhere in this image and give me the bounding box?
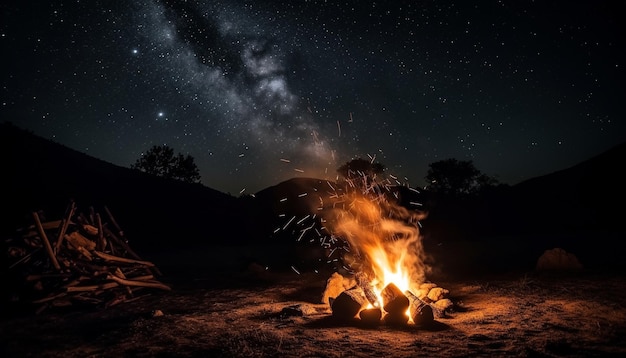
[2,0,625,195]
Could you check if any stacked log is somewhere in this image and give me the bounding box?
[330,287,367,321]
[327,272,455,328]
[381,283,409,326]
[358,307,382,326]
[405,290,434,327]
[4,202,170,313]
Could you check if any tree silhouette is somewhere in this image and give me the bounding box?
[425,158,497,196]
[335,158,386,195]
[131,145,201,184]
[337,158,385,180]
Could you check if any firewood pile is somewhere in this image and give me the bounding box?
[4,201,170,313]
[323,272,454,328]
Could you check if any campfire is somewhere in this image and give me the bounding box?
[275,166,455,328]
[320,185,454,327]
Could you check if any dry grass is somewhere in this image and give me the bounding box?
[1,268,625,357]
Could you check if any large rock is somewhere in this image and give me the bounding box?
[322,272,356,305]
[536,247,583,271]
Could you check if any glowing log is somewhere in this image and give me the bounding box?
[405,290,434,327]
[381,283,409,315]
[359,307,382,326]
[355,272,380,308]
[383,311,408,326]
[331,287,367,321]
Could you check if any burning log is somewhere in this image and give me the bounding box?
[383,311,408,326]
[405,290,434,326]
[381,283,409,315]
[5,202,170,313]
[330,287,367,321]
[359,307,382,326]
[355,272,380,308]
[380,283,410,326]
[322,273,455,329]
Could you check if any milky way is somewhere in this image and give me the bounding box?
[2,0,625,194]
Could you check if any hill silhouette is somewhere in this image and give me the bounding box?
[0,122,246,253]
[2,121,625,274]
[508,141,626,234]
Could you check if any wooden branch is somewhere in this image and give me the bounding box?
[107,274,171,291]
[89,206,96,225]
[96,213,106,251]
[66,282,119,292]
[26,273,72,281]
[103,227,154,268]
[104,205,124,237]
[104,223,163,275]
[55,201,76,253]
[54,219,67,254]
[65,232,96,251]
[72,295,104,305]
[127,274,155,281]
[62,277,91,288]
[76,246,93,261]
[32,292,67,304]
[40,220,63,230]
[11,203,170,311]
[103,225,117,256]
[32,212,61,271]
[113,267,126,279]
[9,247,41,269]
[93,250,155,267]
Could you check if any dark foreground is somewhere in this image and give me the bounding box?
[1,256,625,358]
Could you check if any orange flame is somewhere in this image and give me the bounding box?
[324,187,429,302]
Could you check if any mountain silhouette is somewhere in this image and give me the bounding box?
[2,121,624,273]
[508,140,626,234]
[0,122,245,252]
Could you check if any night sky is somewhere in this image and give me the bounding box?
[2,1,625,195]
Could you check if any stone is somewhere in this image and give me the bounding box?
[536,247,583,271]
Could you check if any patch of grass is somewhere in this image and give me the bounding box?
[214,328,293,357]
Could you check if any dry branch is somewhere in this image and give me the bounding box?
[107,275,172,291]
[93,251,155,267]
[55,201,76,253]
[5,202,170,313]
[32,212,61,271]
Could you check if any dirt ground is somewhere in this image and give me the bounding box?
[1,260,626,358]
